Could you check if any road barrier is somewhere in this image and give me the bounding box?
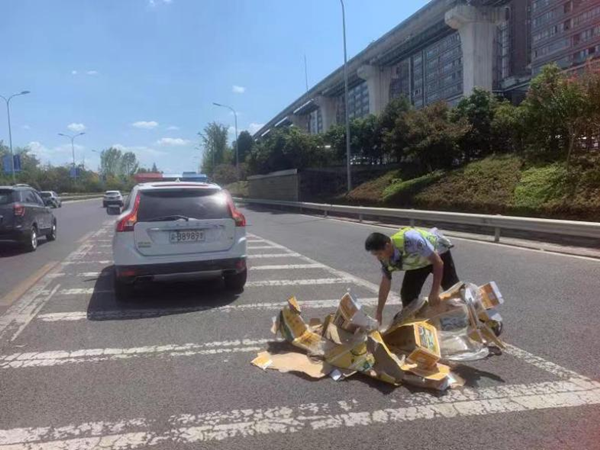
[235,198,600,242]
[61,194,104,202]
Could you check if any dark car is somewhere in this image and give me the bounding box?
[0,186,57,251]
[40,191,62,208]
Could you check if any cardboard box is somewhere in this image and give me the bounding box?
[324,340,375,373]
[366,331,406,384]
[439,282,465,302]
[279,297,328,356]
[333,293,378,333]
[383,320,441,369]
[479,282,504,310]
[251,351,331,379]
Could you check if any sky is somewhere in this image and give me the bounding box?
[0,0,429,174]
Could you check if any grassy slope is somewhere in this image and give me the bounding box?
[345,155,600,221]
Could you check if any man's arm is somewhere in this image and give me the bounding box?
[427,252,444,306]
[376,275,391,325]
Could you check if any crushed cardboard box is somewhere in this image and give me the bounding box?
[253,283,505,392]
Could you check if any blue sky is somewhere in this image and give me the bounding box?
[1,0,429,173]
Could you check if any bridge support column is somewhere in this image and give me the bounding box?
[315,96,338,132]
[357,65,393,115]
[445,4,503,94]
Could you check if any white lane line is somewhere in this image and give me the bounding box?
[247,245,280,250]
[47,272,109,279]
[61,260,112,266]
[246,278,353,287]
[8,285,60,342]
[247,233,399,303]
[320,215,600,263]
[54,278,355,296]
[0,338,270,369]
[36,297,384,322]
[248,253,301,259]
[503,344,589,381]
[249,264,326,270]
[76,231,95,244]
[1,379,599,448]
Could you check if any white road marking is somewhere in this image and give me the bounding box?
[247,245,280,250]
[247,253,301,259]
[61,260,112,266]
[249,264,326,270]
[47,272,109,279]
[75,231,95,244]
[8,285,60,342]
[246,278,353,287]
[36,297,384,322]
[321,215,600,263]
[0,338,270,369]
[1,379,599,448]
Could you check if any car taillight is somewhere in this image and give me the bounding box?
[116,195,141,232]
[226,195,246,227]
[14,203,25,217]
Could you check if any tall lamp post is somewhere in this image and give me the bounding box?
[0,91,31,183]
[340,0,352,193]
[212,102,239,180]
[58,132,85,182]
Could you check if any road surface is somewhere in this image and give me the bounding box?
[0,200,598,449]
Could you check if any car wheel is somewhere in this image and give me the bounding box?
[46,220,57,241]
[114,277,136,302]
[224,269,247,292]
[24,226,38,252]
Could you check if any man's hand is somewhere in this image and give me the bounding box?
[375,309,383,326]
[427,252,444,307]
[428,293,441,307]
[377,276,391,327]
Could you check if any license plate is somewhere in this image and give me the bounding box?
[169,230,205,243]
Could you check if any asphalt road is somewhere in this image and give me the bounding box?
[0,201,599,449]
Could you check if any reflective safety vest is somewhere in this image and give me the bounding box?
[387,227,443,272]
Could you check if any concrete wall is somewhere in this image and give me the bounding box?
[247,169,299,201]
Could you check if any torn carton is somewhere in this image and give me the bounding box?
[479,282,504,310]
[383,320,441,369]
[251,351,331,379]
[365,331,406,385]
[324,340,375,373]
[332,292,379,333]
[278,297,328,356]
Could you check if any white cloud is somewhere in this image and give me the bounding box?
[248,123,265,135]
[166,125,180,131]
[67,123,86,132]
[132,120,159,129]
[232,85,246,94]
[86,70,98,76]
[156,137,192,146]
[149,0,172,6]
[71,70,78,75]
[28,141,84,164]
[111,144,166,157]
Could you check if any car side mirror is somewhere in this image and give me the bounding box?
[107,205,121,216]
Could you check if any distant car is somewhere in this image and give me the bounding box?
[108,181,247,301]
[0,186,57,251]
[40,191,62,208]
[103,190,123,208]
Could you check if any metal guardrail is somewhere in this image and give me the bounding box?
[235,198,600,242]
[61,194,104,202]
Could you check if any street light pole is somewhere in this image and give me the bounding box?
[340,0,352,193]
[0,91,31,184]
[213,102,239,181]
[58,132,85,181]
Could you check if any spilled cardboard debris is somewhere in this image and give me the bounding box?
[252,283,505,391]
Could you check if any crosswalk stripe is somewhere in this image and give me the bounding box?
[0,338,271,369]
[36,297,385,322]
[1,379,599,447]
[249,264,325,270]
[249,253,301,259]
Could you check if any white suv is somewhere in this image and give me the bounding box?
[103,191,124,208]
[108,182,247,301]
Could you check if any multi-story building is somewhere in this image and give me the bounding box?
[255,0,600,138]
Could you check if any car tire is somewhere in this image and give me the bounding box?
[224,269,247,292]
[46,220,57,241]
[24,226,38,252]
[114,277,136,302]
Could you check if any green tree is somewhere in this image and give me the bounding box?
[403,102,470,173]
[451,88,500,160]
[199,122,229,175]
[151,162,160,173]
[120,152,139,177]
[379,96,412,161]
[100,147,123,177]
[234,130,254,163]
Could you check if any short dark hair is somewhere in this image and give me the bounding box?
[365,233,391,252]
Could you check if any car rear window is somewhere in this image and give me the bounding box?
[40,192,51,198]
[0,190,15,205]
[137,189,230,221]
